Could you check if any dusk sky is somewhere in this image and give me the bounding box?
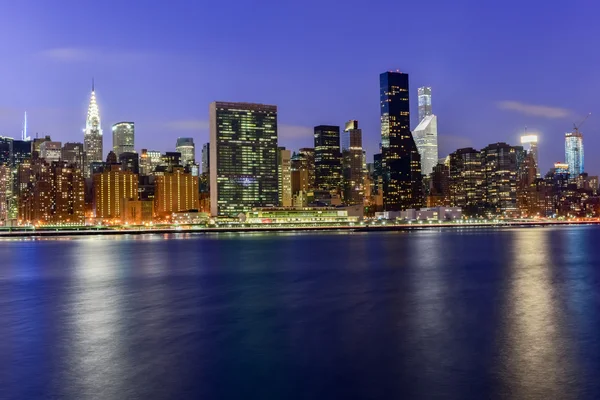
[0,0,598,174]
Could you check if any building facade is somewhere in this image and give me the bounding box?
[380,71,423,211]
[413,115,439,177]
[278,148,292,207]
[154,167,199,218]
[314,125,342,193]
[62,143,85,171]
[209,102,278,216]
[112,122,135,158]
[39,141,62,163]
[417,86,432,123]
[93,164,138,221]
[449,147,484,213]
[520,134,539,177]
[176,137,196,167]
[342,120,364,204]
[565,131,584,177]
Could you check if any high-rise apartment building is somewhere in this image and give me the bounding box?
[83,84,103,178]
[18,160,85,225]
[314,125,342,193]
[565,131,584,177]
[209,102,278,216]
[93,164,138,221]
[39,141,62,163]
[112,122,135,158]
[380,71,423,210]
[342,120,364,204]
[176,138,196,167]
[154,166,199,218]
[62,143,85,171]
[278,147,292,207]
[0,165,11,225]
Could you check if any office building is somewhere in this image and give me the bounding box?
[61,143,85,170]
[565,131,584,177]
[93,164,138,221]
[380,71,423,210]
[299,148,315,189]
[11,140,31,166]
[342,120,364,204]
[83,84,103,177]
[112,122,135,158]
[314,125,342,193]
[520,134,539,177]
[291,152,310,196]
[427,163,450,207]
[278,147,292,207]
[209,101,278,216]
[418,87,432,123]
[481,142,520,214]
[413,114,438,176]
[449,147,484,212]
[140,149,162,175]
[32,136,51,156]
[176,137,195,166]
[154,166,199,218]
[39,141,62,163]
[0,165,11,225]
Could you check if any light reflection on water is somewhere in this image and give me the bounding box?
[0,228,599,399]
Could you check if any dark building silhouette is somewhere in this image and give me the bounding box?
[314,125,341,193]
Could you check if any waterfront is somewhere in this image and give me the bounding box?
[1,227,600,399]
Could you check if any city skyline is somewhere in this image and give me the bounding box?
[0,1,598,175]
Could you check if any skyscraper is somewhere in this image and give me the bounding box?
[413,115,439,177]
[449,147,484,212]
[112,122,135,158]
[342,120,364,204]
[209,102,278,216]
[565,131,584,177]
[299,148,315,189]
[380,71,423,210]
[481,142,520,214]
[414,86,438,177]
[39,141,62,163]
[418,87,432,123]
[83,83,103,178]
[314,125,342,193]
[62,143,85,171]
[277,147,292,207]
[520,134,539,177]
[176,137,196,167]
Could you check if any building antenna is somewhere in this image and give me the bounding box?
[22,111,28,141]
[92,77,95,92]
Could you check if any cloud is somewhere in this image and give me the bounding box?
[279,124,313,140]
[164,119,210,131]
[497,101,571,119]
[38,47,150,63]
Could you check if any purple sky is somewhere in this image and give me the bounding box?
[0,0,598,174]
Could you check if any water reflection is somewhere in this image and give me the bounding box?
[67,240,129,399]
[499,228,576,398]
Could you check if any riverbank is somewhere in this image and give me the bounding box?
[0,220,598,237]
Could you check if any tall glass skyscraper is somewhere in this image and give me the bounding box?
[414,86,438,177]
[418,87,432,122]
[209,102,278,216]
[565,131,584,177]
[314,125,342,193]
[380,71,423,210]
[342,120,364,204]
[520,134,539,177]
[83,84,103,178]
[112,122,135,158]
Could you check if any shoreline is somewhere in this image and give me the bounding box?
[0,220,598,238]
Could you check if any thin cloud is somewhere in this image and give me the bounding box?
[38,47,150,63]
[164,119,210,131]
[497,101,571,119]
[279,124,313,140]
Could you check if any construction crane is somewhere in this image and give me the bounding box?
[573,113,592,134]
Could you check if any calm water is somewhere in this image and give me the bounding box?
[0,227,599,399]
